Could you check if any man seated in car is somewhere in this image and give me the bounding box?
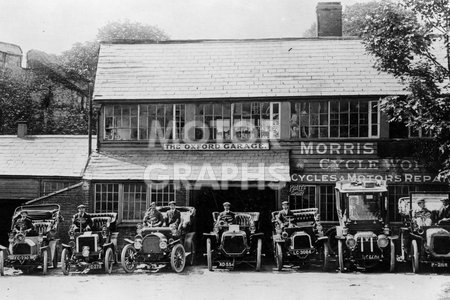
[165,201,181,229]
[413,198,432,226]
[14,211,35,234]
[143,202,164,227]
[436,198,450,225]
[71,204,92,232]
[277,201,295,229]
[216,202,235,225]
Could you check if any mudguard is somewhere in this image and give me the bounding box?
[388,235,399,240]
[251,232,264,239]
[102,242,114,249]
[40,245,49,251]
[123,238,134,244]
[316,236,329,243]
[61,243,72,249]
[184,232,195,252]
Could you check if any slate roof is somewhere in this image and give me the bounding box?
[0,41,22,56]
[83,150,290,182]
[0,135,95,177]
[93,38,407,101]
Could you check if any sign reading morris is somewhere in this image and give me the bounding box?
[163,142,270,151]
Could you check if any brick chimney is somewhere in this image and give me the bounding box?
[316,2,343,37]
[17,121,27,138]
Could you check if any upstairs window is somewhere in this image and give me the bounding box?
[290,99,379,139]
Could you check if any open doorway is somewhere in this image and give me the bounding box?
[0,200,22,245]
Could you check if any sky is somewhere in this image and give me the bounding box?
[0,0,370,56]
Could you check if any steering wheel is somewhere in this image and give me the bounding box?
[218,220,228,227]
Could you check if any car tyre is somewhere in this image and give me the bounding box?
[323,241,330,272]
[170,243,186,273]
[104,247,114,274]
[121,244,137,273]
[52,247,58,268]
[206,238,213,271]
[188,241,196,266]
[42,249,48,275]
[61,248,70,276]
[411,239,420,273]
[275,243,283,271]
[338,239,345,273]
[0,251,4,276]
[256,238,262,271]
[389,240,396,273]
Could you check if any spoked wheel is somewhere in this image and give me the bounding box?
[170,244,186,273]
[256,238,262,271]
[121,244,137,273]
[275,243,283,271]
[206,238,213,271]
[323,241,331,272]
[61,248,71,276]
[0,251,4,276]
[337,239,345,273]
[42,249,48,275]
[389,240,396,273]
[188,241,196,266]
[104,247,114,274]
[411,239,420,273]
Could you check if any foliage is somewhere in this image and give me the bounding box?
[97,20,169,42]
[362,0,450,179]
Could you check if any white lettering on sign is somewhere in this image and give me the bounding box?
[318,158,420,171]
[290,173,446,184]
[299,142,375,155]
[163,142,269,151]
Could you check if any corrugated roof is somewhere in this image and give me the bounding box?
[93,38,407,101]
[0,41,22,56]
[84,150,290,182]
[0,135,95,177]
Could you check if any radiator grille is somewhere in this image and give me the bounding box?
[77,236,97,252]
[433,236,450,255]
[13,243,31,255]
[142,235,161,253]
[222,235,246,255]
[292,234,311,249]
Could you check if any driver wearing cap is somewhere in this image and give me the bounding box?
[414,198,432,226]
[165,201,181,228]
[216,202,235,225]
[437,198,450,225]
[143,202,164,227]
[14,211,35,234]
[277,201,294,228]
[72,204,92,232]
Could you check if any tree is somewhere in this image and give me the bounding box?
[97,20,168,42]
[362,0,450,179]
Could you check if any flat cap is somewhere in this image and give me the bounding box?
[282,201,289,205]
[169,201,176,205]
[77,204,87,209]
[223,202,231,206]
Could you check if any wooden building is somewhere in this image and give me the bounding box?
[84,2,449,240]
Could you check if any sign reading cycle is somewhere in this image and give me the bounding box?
[163,142,270,151]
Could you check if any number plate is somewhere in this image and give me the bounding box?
[293,249,313,255]
[217,261,234,268]
[12,255,31,261]
[431,262,448,268]
[362,254,380,260]
[90,263,102,270]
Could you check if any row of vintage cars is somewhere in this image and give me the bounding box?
[1,180,450,275]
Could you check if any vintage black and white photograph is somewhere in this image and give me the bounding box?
[1,0,450,299]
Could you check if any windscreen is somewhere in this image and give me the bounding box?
[348,193,380,221]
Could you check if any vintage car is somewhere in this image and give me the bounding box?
[60,212,118,275]
[204,211,263,271]
[271,208,330,271]
[332,180,397,272]
[398,192,450,273]
[121,206,196,273]
[0,204,61,276]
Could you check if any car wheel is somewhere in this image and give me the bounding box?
[275,243,283,271]
[0,251,4,276]
[323,241,330,272]
[389,240,396,273]
[256,238,262,272]
[104,247,114,274]
[188,240,196,266]
[121,244,137,273]
[42,249,48,275]
[206,238,213,271]
[338,239,345,273]
[61,248,70,275]
[170,244,186,273]
[411,239,420,273]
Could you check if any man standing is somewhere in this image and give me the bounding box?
[14,211,34,234]
[277,201,294,229]
[437,198,450,225]
[72,204,92,232]
[166,201,181,228]
[143,202,164,227]
[216,202,235,225]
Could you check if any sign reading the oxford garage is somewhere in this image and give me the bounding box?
[163,142,269,151]
[290,142,445,184]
